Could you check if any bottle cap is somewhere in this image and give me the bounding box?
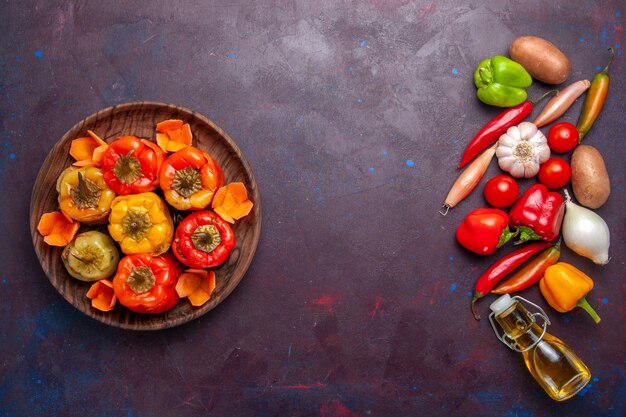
[490,294,515,316]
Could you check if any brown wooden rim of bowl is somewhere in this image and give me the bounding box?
[29,101,262,330]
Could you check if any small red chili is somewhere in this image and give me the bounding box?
[492,241,561,295]
[172,211,236,269]
[471,242,551,320]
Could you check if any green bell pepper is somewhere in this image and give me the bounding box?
[474,55,532,107]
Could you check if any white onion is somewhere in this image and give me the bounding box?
[562,190,610,265]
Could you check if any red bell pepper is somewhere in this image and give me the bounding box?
[456,208,515,255]
[112,253,182,314]
[101,136,166,195]
[172,211,236,268]
[508,184,564,242]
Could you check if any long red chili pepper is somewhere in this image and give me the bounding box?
[492,241,561,294]
[471,242,551,320]
[577,48,614,142]
[458,90,555,169]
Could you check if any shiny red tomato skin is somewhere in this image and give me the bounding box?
[547,122,579,153]
[483,175,519,208]
[538,158,571,189]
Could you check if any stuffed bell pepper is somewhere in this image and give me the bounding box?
[57,166,116,224]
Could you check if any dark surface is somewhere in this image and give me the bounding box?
[1,1,624,416]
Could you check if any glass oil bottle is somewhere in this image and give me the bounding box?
[489,294,591,401]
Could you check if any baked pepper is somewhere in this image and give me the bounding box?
[57,166,116,224]
[159,146,224,211]
[62,231,120,282]
[112,253,182,314]
[101,136,166,195]
[508,184,564,242]
[539,262,601,323]
[474,56,532,107]
[456,208,515,255]
[108,192,174,256]
[172,211,235,268]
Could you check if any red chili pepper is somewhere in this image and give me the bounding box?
[471,241,551,319]
[492,241,561,295]
[112,253,182,314]
[172,211,236,268]
[508,184,564,242]
[455,208,515,255]
[458,91,555,169]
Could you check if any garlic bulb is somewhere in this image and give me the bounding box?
[496,122,550,178]
[562,190,610,265]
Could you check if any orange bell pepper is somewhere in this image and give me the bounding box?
[539,262,601,323]
[159,146,224,211]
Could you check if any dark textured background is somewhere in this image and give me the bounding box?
[1,1,624,416]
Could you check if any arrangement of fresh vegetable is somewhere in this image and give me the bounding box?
[441,34,614,326]
[37,119,254,315]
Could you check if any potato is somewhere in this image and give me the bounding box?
[571,145,610,209]
[509,36,571,84]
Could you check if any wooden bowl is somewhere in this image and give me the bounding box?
[29,102,261,330]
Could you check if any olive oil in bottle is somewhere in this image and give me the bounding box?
[489,294,591,401]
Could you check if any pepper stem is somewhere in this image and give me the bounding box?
[530,89,558,105]
[577,297,601,324]
[601,47,615,74]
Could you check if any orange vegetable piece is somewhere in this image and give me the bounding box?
[176,269,206,297]
[213,206,235,224]
[176,269,216,306]
[37,211,80,246]
[70,137,98,161]
[155,120,192,153]
[211,182,254,223]
[86,279,117,312]
[181,124,193,145]
[156,119,184,133]
[70,130,108,166]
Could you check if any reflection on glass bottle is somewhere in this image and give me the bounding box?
[489,294,591,401]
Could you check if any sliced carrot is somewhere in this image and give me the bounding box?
[87,130,107,147]
[156,119,184,133]
[70,137,99,161]
[156,133,170,153]
[72,159,97,167]
[187,271,216,307]
[211,186,228,209]
[221,192,238,213]
[37,211,80,246]
[92,144,108,163]
[211,182,253,223]
[230,200,254,220]
[166,129,183,143]
[213,206,235,224]
[181,124,193,145]
[175,269,206,298]
[87,279,116,312]
[166,141,187,153]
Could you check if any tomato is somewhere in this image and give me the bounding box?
[538,158,571,189]
[547,122,579,153]
[483,175,519,208]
